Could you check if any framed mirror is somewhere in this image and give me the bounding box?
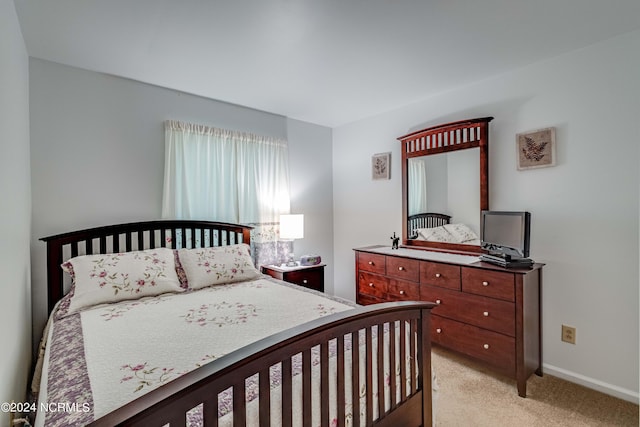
[398,117,493,253]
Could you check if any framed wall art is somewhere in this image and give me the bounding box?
[516,127,556,170]
[372,152,391,180]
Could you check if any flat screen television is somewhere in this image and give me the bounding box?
[480,211,531,259]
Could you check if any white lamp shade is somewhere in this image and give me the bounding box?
[279,214,304,239]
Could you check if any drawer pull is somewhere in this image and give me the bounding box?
[483,311,489,317]
[435,299,441,304]
[399,290,405,295]
[368,261,374,265]
[435,273,441,278]
[436,328,442,334]
[303,279,308,284]
[483,344,490,350]
[482,281,489,286]
[369,283,374,288]
[398,266,404,271]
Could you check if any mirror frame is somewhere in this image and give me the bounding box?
[398,117,493,253]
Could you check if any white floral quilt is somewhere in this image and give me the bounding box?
[35,278,361,427]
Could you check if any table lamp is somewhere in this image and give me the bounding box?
[279,214,304,266]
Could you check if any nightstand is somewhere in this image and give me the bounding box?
[261,264,325,292]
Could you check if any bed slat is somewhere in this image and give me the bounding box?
[389,321,397,409]
[400,320,407,401]
[365,326,373,425]
[337,335,346,424]
[259,368,270,427]
[203,399,217,427]
[113,233,120,253]
[351,330,360,427]
[377,323,385,417]
[302,349,312,427]
[410,319,417,394]
[282,358,293,427]
[320,342,329,427]
[233,382,246,426]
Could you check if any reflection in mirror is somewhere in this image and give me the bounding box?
[398,117,492,253]
[408,149,480,244]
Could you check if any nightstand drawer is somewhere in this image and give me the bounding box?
[285,268,323,291]
[261,264,325,292]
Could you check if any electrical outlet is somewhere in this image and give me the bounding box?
[562,324,576,344]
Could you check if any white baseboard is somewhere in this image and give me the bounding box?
[543,363,639,404]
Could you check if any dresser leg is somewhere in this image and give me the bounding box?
[517,381,527,398]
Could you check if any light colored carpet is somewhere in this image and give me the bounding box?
[432,347,639,426]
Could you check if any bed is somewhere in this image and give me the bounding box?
[408,213,480,246]
[407,213,451,238]
[34,220,436,427]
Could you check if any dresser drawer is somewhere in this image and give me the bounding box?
[420,261,461,290]
[388,279,420,301]
[357,252,386,275]
[420,285,515,336]
[431,315,515,373]
[358,272,388,299]
[462,268,515,302]
[386,256,420,282]
[357,293,384,306]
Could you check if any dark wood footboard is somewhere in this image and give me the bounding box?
[88,301,436,427]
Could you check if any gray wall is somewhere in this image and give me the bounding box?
[333,30,639,402]
[29,59,333,348]
[0,0,32,411]
[286,118,335,293]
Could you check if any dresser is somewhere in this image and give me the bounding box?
[261,264,325,292]
[354,245,542,397]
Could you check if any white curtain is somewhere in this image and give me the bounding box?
[408,158,428,216]
[162,120,292,266]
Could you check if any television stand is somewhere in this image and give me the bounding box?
[480,254,534,268]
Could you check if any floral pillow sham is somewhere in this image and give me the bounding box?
[416,226,454,242]
[177,243,262,290]
[59,247,183,317]
[443,223,479,243]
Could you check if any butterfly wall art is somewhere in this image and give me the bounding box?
[516,127,556,170]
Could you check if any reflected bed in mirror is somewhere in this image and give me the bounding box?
[399,117,493,253]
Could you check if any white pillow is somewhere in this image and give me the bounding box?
[443,223,479,243]
[416,226,454,242]
[60,247,183,316]
[177,244,262,289]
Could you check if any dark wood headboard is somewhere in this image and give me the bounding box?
[407,212,451,237]
[40,220,253,314]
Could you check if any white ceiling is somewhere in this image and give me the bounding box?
[15,0,640,127]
